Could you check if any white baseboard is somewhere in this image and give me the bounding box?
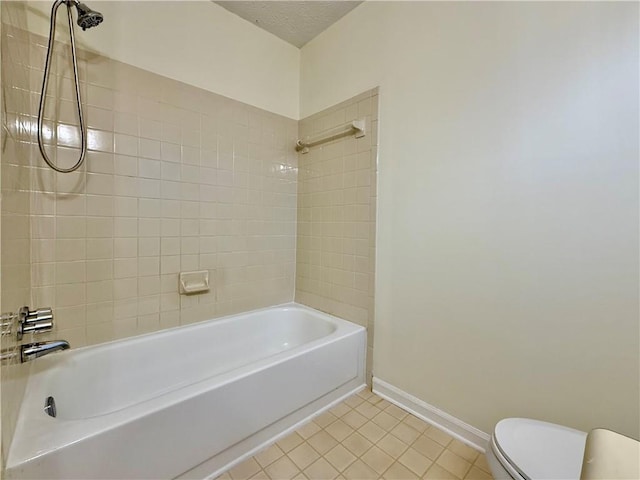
[372,377,490,453]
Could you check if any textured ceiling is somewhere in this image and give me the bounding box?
[215,1,363,48]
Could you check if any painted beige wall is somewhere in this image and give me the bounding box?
[301,2,639,437]
[24,1,300,119]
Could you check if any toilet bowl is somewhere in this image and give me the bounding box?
[486,418,587,480]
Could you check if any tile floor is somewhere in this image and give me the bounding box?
[218,389,494,480]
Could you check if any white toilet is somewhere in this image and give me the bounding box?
[485,418,587,480]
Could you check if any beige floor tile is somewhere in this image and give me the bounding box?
[412,435,445,461]
[249,470,270,480]
[307,430,339,455]
[382,461,418,480]
[402,415,429,433]
[344,395,365,409]
[398,448,432,477]
[342,431,374,457]
[297,421,322,439]
[436,450,471,479]
[230,458,262,480]
[325,444,357,472]
[372,411,401,430]
[361,445,395,474]
[343,459,379,480]
[473,455,491,474]
[329,403,351,418]
[447,440,479,464]
[221,393,493,480]
[358,421,387,443]
[325,419,354,442]
[390,423,421,445]
[423,464,458,480]
[278,432,305,453]
[464,466,492,480]
[304,458,340,480]
[357,388,374,400]
[369,396,391,409]
[289,443,321,470]
[255,444,285,468]
[355,401,382,419]
[314,411,338,429]
[424,427,454,447]
[265,456,301,480]
[377,434,409,459]
[342,410,368,430]
[384,404,408,420]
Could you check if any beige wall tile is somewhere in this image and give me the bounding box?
[6,24,298,350]
[1,3,35,463]
[294,92,377,382]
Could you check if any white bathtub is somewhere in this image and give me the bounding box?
[6,303,366,479]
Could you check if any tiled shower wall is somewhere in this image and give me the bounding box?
[295,89,378,382]
[8,26,298,349]
[1,2,33,463]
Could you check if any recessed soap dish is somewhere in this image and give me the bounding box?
[179,270,209,295]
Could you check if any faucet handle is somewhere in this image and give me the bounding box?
[17,306,54,340]
[21,306,53,324]
[25,307,53,323]
[20,319,54,337]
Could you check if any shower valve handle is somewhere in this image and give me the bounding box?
[20,320,54,337]
[17,306,54,340]
[25,307,53,323]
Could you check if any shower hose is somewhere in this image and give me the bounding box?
[37,0,87,173]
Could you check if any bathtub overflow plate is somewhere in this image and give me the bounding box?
[44,396,56,418]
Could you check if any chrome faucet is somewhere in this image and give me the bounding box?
[21,340,70,363]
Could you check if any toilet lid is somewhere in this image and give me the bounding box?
[493,418,587,480]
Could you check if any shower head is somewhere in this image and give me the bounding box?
[73,1,103,31]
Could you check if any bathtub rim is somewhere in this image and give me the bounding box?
[22,301,362,386]
[37,301,354,360]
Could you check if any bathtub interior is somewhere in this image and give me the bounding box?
[40,305,340,420]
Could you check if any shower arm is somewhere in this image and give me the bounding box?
[37,0,87,173]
